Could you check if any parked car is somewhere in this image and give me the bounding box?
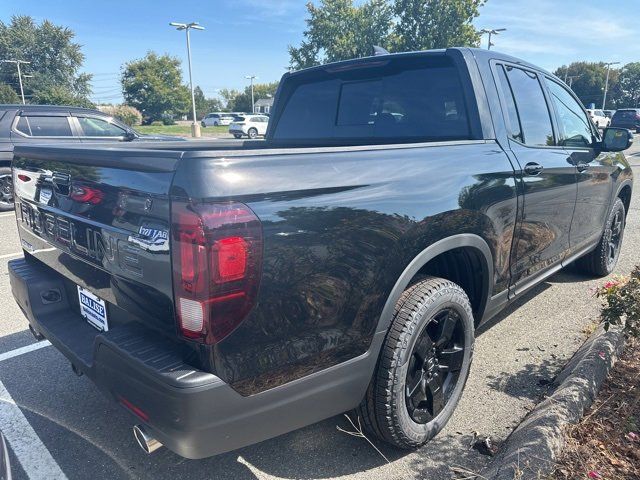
[8,48,633,460]
[610,108,640,133]
[0,105,185,211]
[586,109,610,128]
[201,112,234,127]
[229,114,269,138]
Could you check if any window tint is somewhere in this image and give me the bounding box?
[16,116,72,137]
[273,57,470,144]
[504,66,554,147]
[546,80,593,148]
[77,117,127,137]
[495,65,523,142]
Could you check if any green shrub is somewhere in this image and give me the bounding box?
[99,105,142,126]
[596,266,640,337]
[161,114,176,126]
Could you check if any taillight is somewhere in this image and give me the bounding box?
[171,200,262,344]
[70,185,104,205]
[17,174,31,182]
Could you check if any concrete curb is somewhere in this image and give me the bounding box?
[481,324,626,480]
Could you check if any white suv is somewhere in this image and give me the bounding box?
[229,115,269,139]
[202,113,235,127]
[586,109,610,129]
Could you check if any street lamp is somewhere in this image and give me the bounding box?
[245,75,257,113]
[480,28,506,50]
[602,61,620,110]
[0,60,30,104]
[170,21,205,138]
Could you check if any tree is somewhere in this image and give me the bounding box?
[228,81,279,112]
[219,88,241,110]
[618,63,640,108]
[193,86,224,119]
[289,0,393,69]
[0,15,92,106]
[0,83,20,103]
[288,0,484,69]
[392,0,484,52]
[554,62,622,109]
[121,52,190,123]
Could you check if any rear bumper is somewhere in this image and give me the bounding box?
[9,256,377,459]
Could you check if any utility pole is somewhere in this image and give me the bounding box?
[170,22,205,138]
[245,75,257,113]
[1,60,31,104]
[480,28,506,50]
[602,61,620,110]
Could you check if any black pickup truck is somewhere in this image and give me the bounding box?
[8,48,634,459]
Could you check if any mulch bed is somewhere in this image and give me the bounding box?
[552,338,639,479]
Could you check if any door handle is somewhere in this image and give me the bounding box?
[576,163,590,173]
[524,162,543,176]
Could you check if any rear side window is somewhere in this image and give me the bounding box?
[503,66,554,147]
[495,65,523,143]
[77,117,127,137]
[272,56,471,144]
[16,116,73,137]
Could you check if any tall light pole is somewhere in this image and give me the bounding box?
[170,22,205,138]
[245,75,257,112]
[480,28,506,50]
[1,60,31,104]
[602,61,620,110]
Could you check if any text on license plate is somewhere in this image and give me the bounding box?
[77,286,109,331]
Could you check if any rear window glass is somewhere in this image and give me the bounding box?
[272,56,471,144]
[614,110,638,118]
[16,116,73,137]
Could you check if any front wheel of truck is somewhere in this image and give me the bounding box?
[575,197,626,277]
[355,276,474,449]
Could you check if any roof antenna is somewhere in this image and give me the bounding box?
[373,45,390,56]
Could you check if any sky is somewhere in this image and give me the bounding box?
[1,0,638,104]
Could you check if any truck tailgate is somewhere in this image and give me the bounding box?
[12,145,182,339]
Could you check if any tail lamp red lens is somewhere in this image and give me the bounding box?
[70,185,104,205]
[17,174,31,182]
[171,201,262,344]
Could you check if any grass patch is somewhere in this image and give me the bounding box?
[136,124,230,137]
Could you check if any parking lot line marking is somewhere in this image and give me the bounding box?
[0,341,51,363]
[0,379,68,479]
[0,212,14,218]
[0,252,22,260]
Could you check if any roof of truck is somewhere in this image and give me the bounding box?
[284,47,554,82]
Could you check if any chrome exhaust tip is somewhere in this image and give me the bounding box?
[133,425,163,454]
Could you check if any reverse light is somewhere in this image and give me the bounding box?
[171,201,262,344]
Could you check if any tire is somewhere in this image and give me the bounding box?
[233,134,242,139]
[595,121,600,128]
[213,121,219,126]
[355,276,474,449]
[0,167,14,212]
[576,197,626,277]
[247,128,258,139]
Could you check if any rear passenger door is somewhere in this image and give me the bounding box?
[493,63,577,292]
[544,78,616,255]
[11,112,79,145]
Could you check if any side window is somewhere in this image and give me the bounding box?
[77,117,127,137]
[16,116,73,137]
[495,65,523,143]
[546,80,593,148]
[504,66,555,147]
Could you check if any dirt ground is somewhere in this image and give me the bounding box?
[552,338,640,480]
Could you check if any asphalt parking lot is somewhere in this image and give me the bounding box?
[1,139,639,480]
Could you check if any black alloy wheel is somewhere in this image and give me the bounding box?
[405,307,466,424]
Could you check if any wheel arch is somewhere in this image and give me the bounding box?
[374,234,493,337]
[616,181,632,216]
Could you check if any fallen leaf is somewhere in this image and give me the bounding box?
[588,471,603,479]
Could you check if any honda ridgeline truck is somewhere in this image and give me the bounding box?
[8,48,634,459]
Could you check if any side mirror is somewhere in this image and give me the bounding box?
[601,127,633,152]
